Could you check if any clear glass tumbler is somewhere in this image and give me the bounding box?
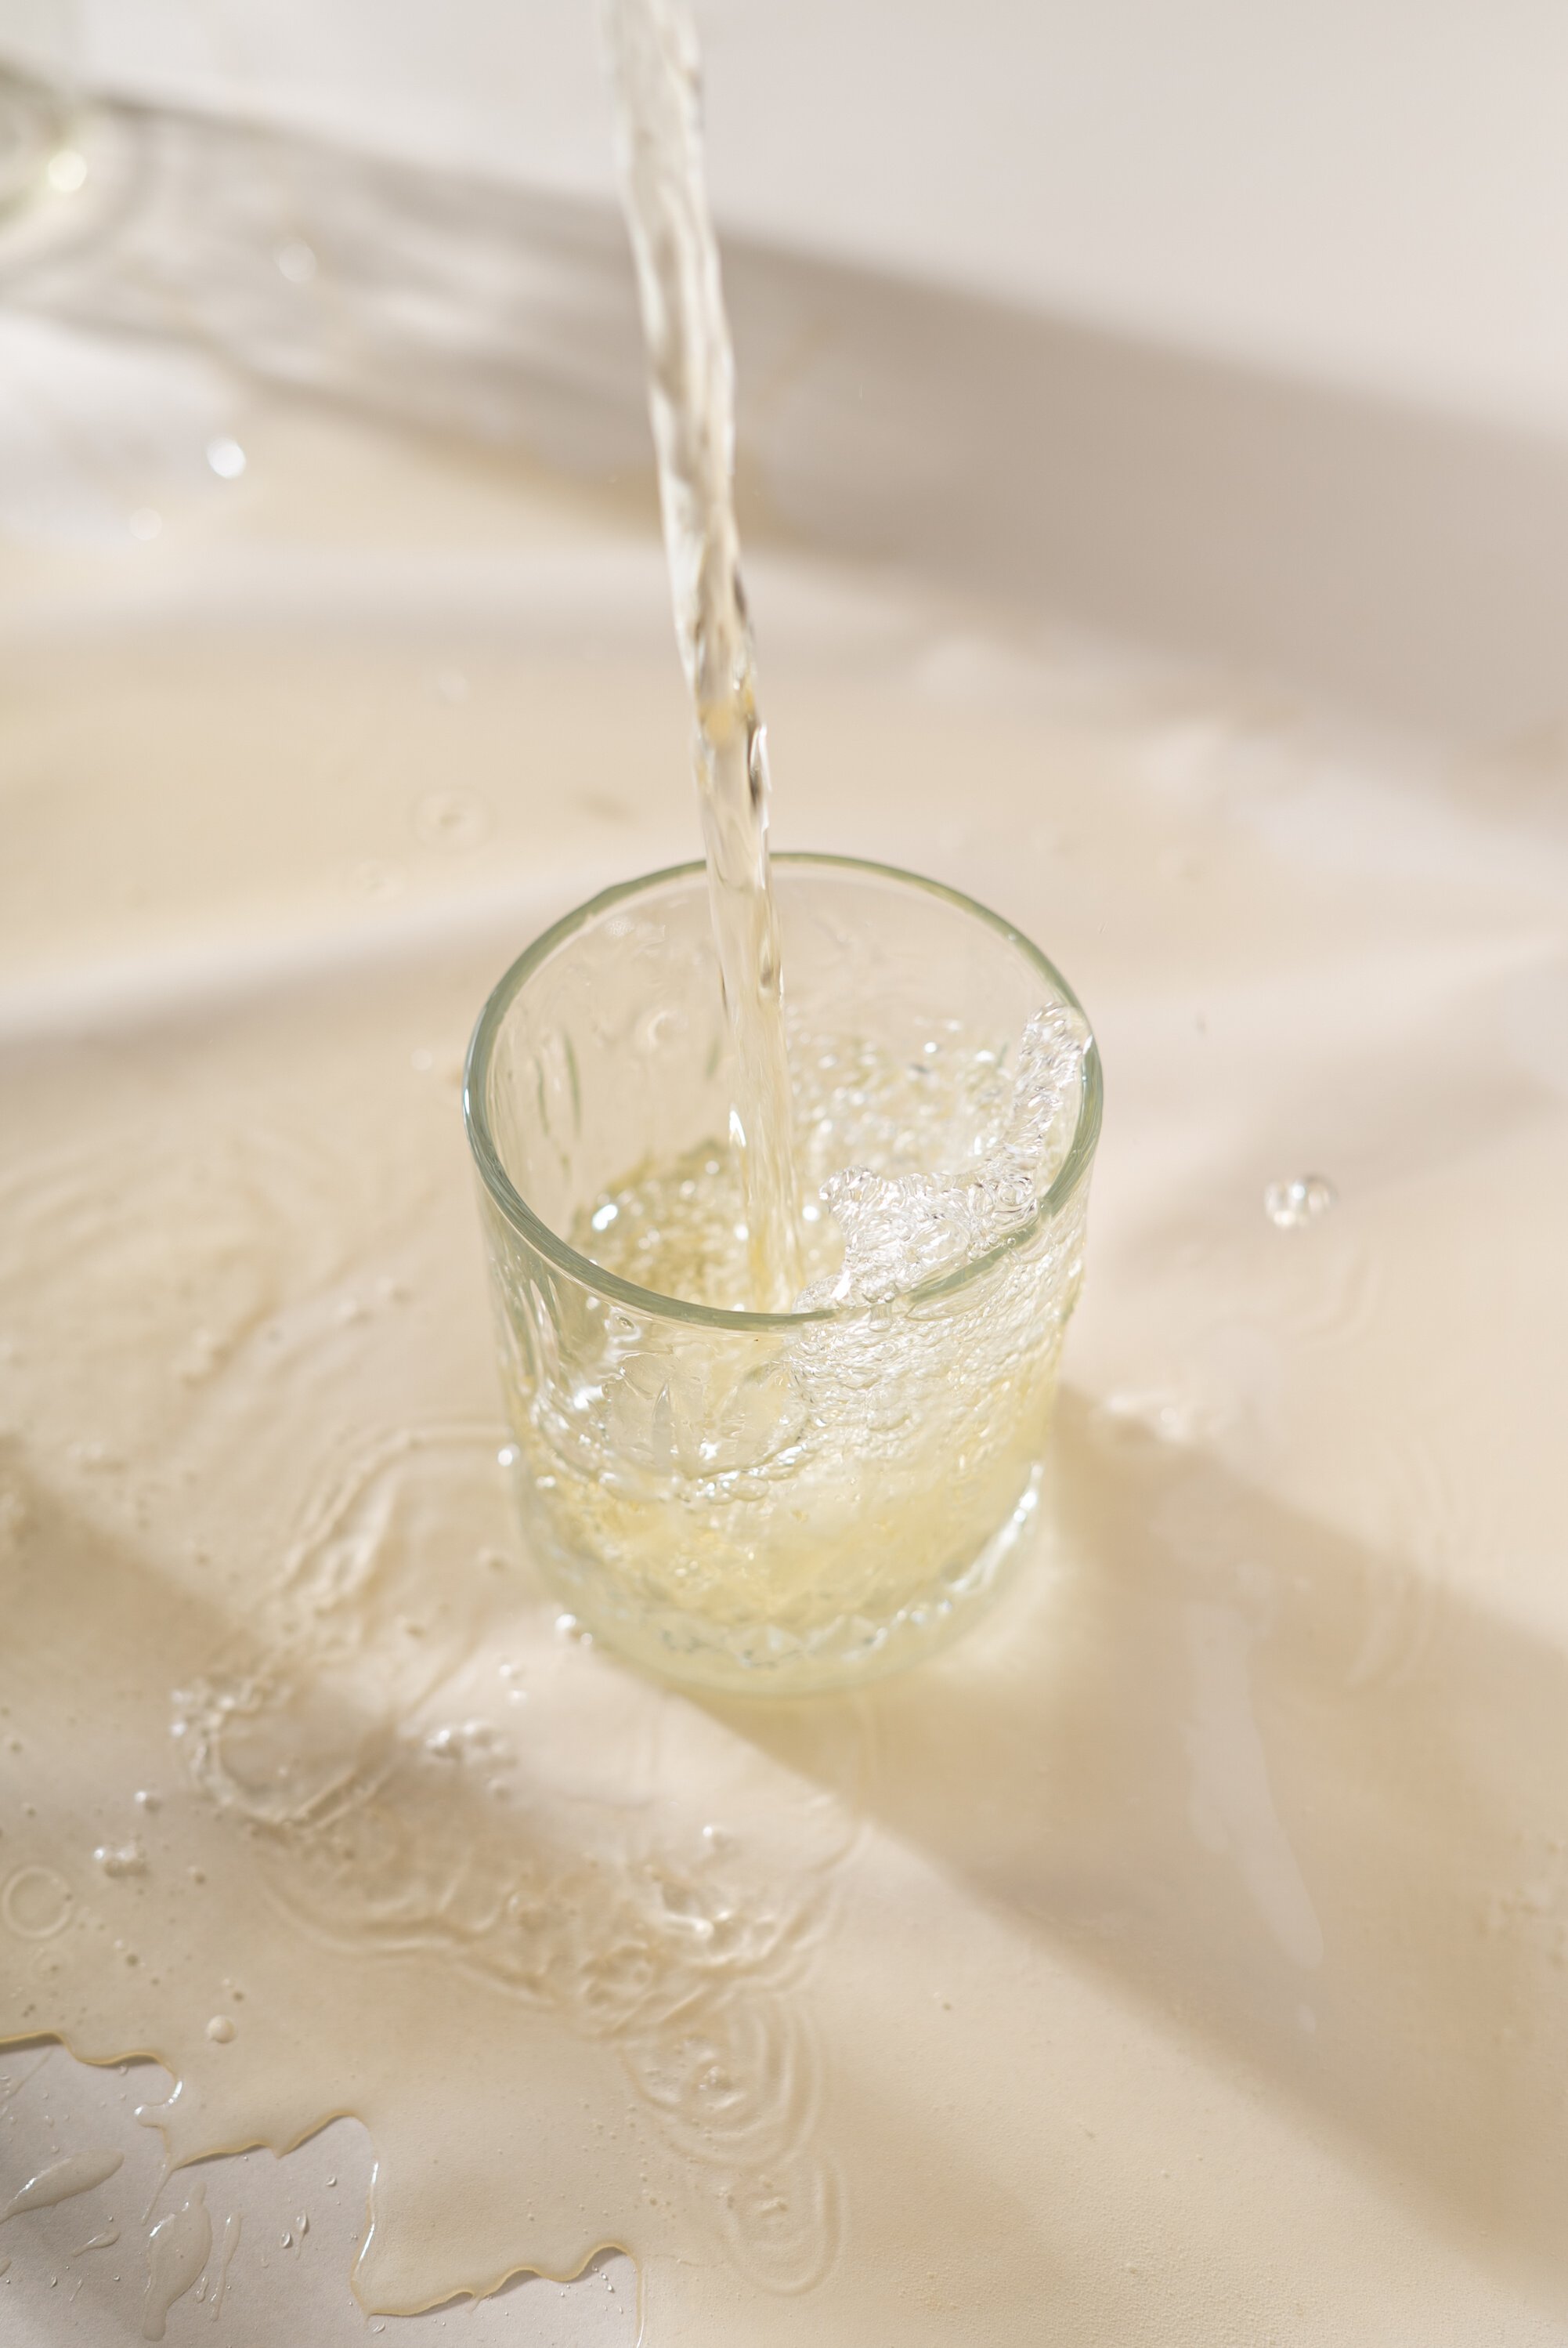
[464,856,1101,1694]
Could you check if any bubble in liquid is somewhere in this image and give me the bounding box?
[205,2016,236,2044]
[205,438,247,480]
[93,1840,146,1878]
[46,148,87,194]
[1263,1174,1338,1230]
[805,1004,1088,1307]
[274,238,317,283]
[2,1865,73,1939]
[127,509,162,542]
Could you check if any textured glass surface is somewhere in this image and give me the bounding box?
[465,856,1100,1693]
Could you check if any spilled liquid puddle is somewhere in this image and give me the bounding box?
[2,2148,122,2219]
[7,1082,1568,2343]
[1,1418,864,2321]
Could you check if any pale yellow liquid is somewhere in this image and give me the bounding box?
[504,1029,1086,1688]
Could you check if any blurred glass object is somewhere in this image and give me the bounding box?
[0,0,79,215]
[0,63,70,214]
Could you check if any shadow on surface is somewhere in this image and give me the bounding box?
[718,1386,1568,2308]
[0,1439,1060,2335]
[3,98,1568,734]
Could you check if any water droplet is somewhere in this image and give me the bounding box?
[1099,1387,1212,1446]
[93,1840,146,1878]
[133,1789,160,1811]
[205,437,247,481]
[143,2182,209,2339]
[46,148,87,194]
[209,2209,242,2317]
[414,788,490,850]
[127,509,161,542]
[2,2150,121,2219]
[274,238,317,283]
[346,859,403,903]
[1263,1174,1338,1230]
[205,2016,236,2045]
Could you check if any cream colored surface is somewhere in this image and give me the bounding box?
[3,362,1568,2344]
[37,0,1568,440]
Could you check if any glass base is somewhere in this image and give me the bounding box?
[511,1456,1046,1697]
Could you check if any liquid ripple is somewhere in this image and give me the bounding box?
[171,1426,859,2297]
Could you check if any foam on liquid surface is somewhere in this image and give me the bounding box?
[578,1008,1087,1312]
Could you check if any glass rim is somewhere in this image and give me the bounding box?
[463,853,1103,1333]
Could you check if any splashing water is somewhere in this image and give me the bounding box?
[802,1007,1090,1307]
[602,0,802,1308]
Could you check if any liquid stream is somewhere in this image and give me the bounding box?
[579,1010,1087,1313]
[602,0,802,1308]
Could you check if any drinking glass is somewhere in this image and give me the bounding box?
[464,855,1101,1694]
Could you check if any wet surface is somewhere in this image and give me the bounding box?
[1,333,1567,2341]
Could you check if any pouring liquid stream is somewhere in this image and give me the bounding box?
[602,0,804,1308]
